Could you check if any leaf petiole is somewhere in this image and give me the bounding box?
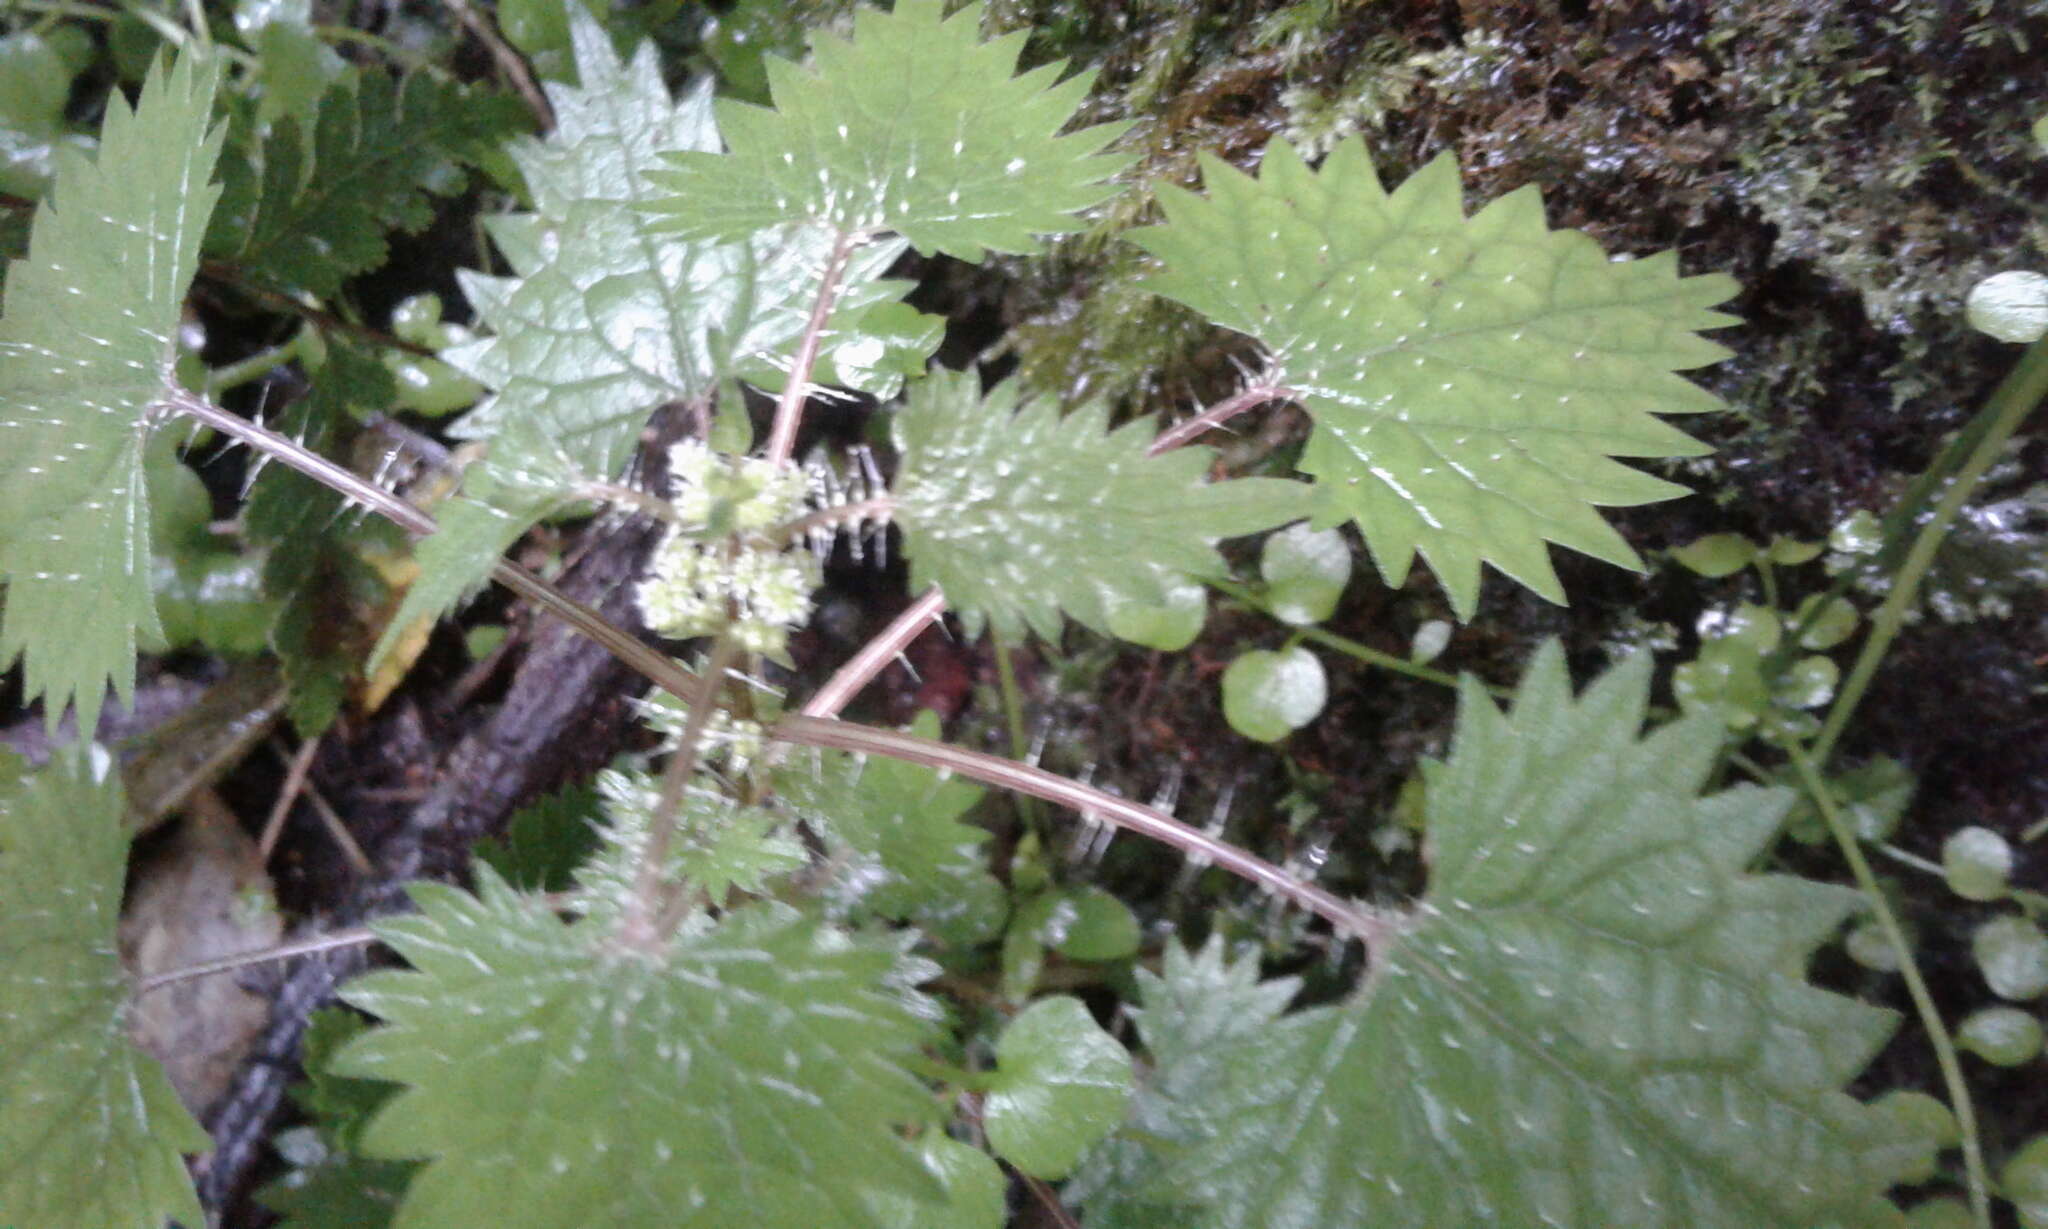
[1785,743,1989,1229]
[764,226,860,467]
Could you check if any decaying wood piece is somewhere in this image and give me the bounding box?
[120,787,283,1120]
[194,507,661,1219]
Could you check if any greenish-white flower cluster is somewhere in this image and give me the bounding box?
[665,440,809,532]
[636,441,821,655]
[637,690,768,775]
[572,767,804,928]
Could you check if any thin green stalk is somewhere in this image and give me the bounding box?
[1209,577,1486,694]
[133,926,378,995]
[313,23,434,68]
[196,259,437,357]
[1873,841,1946,879]
[204,329,307,400]
[12,0,118,27]
[774,712,1391,955]
[1814,333,2048,764]
[992,631,1040,828]
[627,632,741,948]
[1785,744,1989,1229]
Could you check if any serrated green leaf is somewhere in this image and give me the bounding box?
[644,0,1129,260]
[777,710,1006,944]
[0,49,223,734]
[293,1007,402,1151]
[1105,573,1208,650]
[243,339,403,732]
[573,768,806,924]
[1866,1092,1948,1186]
[893,369,1307,642]
[859,1134,1006,1229]
[1069,937,1302,1229]
[1101,645,1914,1229]
[772,298,945,401]
[473,782,604,894]
[260,1008,418,1229]
[334,873,944,1228]
[1134,140,1737,618]
[447,12,907,476]
[983,995,1135,1180]
[0,750,209,1227]
[1134,936,1304,1069]
[258,1150,415,1229]
[207,68,526,299]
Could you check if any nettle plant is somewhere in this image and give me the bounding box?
[3,4,2044,1228]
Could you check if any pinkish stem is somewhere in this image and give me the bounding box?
[802,585,947,718]
[1146,382,1299,457]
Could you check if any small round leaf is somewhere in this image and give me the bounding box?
[1672,636,1770,731]
[1844,918,1902,972]
[1221,647,1327,742]
[1774,654,1839,710]
[983,997,1135,1180]
[1671,533,1756,578]
[1830,509,1883,556]
[1700,601,1782,653]
[1955,1005,2043,1067]
[1017,887,1142,962]
[1974,915,2048,1001]
[1260,523,1351,625]
[1793,592,1860,650]
[1410,618,1452,664]
[1942,826,2013,902]
[464,625,508,660]
[2003,1134,2048,1228]
[387,354,483,417]
[1966,270,2048,343]
[390,292,445,346]
[1765,536,1824,566]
